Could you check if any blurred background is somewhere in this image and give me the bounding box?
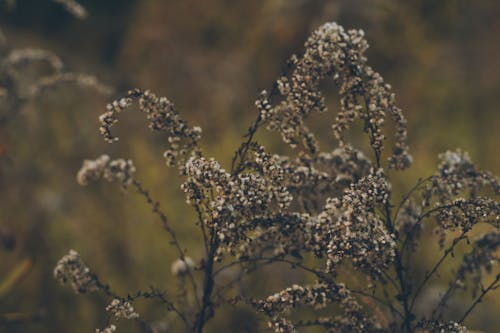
[0,0,499,332]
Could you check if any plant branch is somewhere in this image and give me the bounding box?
[458,274,499,323]
[409,230,468,312]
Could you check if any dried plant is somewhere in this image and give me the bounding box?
[0,3,111,326]
[0,46,111,123]
[0,0,107,125]
[56,22,499,332]
[1,0,87,19]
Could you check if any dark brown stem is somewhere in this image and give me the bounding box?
[392,176,434,223]
[361,86,414,332]
[134,287,190,327]
[409,230,468,312]
[131,179,201,309]
[195,231,218,333]
[386,208,414,332]
[400,203,457,260]
[458,274,499,323]
[230,60,295,176]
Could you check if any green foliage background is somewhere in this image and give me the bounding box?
[1,1,499,332]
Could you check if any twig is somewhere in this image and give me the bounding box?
[409,230,468,312]
[458,274,499,323]
[131,179,201,309]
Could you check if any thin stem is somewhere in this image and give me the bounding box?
[230,61,294,176]
[392,176,434,223]
[380,268,402,292]
[359,83,414,331]
[458,274,499,323]
[431,275,459,320]
[195,231,218,333]
[194,204,210,256]
[133,287,190,328]
[409,230,468,312]
[230,115,262,175]
[350,289,404,320]
[401,203,456,258]
[217,255,404,322]
[131,179,201,309]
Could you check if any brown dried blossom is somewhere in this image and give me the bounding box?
[260,22,411,169]
[416,320,469,333]
[320,169,396,276]
[105,299,140,320]
[171,257,195,277]
[99,89,201,167]
[76,154,136,188]
[424,150,500,207]
[277,146,372,212]
[54,249,100,294]
[254,282,381,333]
[95,325,117,333]
[455,231,500,295]
[181,146,293,258]
[58,21,499,333]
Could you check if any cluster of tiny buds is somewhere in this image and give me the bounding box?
[181,144,294,259]
[257,22,411,169]
[170,257,195,277]
[255,282,375,332]
[105,298,140,320]
[99,89,201,167]
[429,149,500,204]
[95,325,116,333]
[54,249,99,294]
[322,169,396,275]
[56,19,500,333]
[416,320,469,333]
[435,197,500,232]
[76,154,136,188]
[99,97,129,143]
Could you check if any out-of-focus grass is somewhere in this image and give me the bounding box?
[0,1,499,332]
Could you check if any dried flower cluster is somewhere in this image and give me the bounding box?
[428,150,500,205]
[99,89,202,167]
[95,325,117,333]
[53,249,99,294]
[254,282,380,332]
[171,257,195,277]
[0,1,107,125]
[416,320,469,333]
[56,21,499,333]
[258,22,411,170]
[77,154,136,188]
[105,299,140,320]
[0,42,110,124]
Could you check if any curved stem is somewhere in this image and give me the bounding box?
[392,176,434,223]
[458,274,499,324]
[131,179,201,309]
[409,230,468,312]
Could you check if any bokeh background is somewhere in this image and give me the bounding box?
[1,0,499,332]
